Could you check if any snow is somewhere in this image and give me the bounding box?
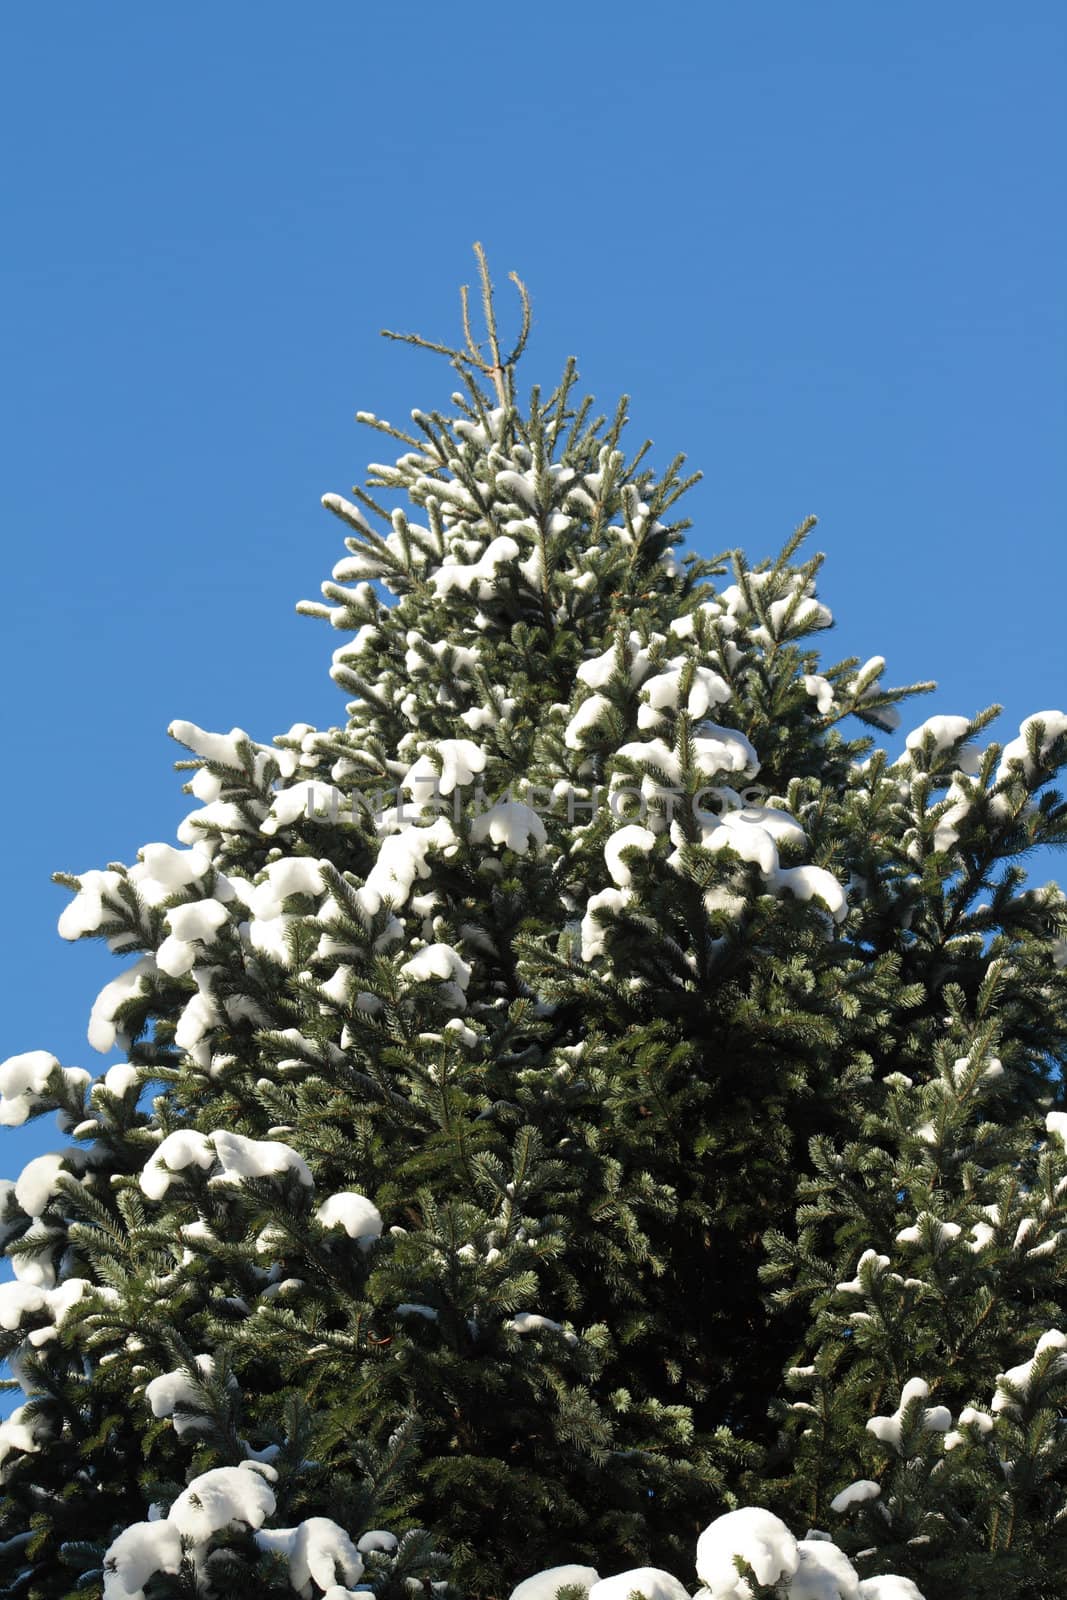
[700,813,779,876]
[139,1129,215,1201]
[671,599,739,640]
[190,767,223,801]
[696,1508,798,1596]
[0,1403,48,1479]
[0,1281,48,1330]
[169,720,253,770]
[145,1354,215,1432]
[639,664,731,727]
[829,1480,881,1514]
[565,695,613,750]
[430,535,521,598]
[726,802,806,848]
[401,740,486,800]
[356,1530,399,1556]
[256,1519,364,1597]
[853,656,885,689]
[103,1465,276,1600]
[576,646,620,690]
[249,913,300,966]
[0,1051,60,1126]
[321,960,355,998]
[316,1192,383,1242]
[174,985,221,1064]
[254,1222,290,1260]
[965,1220,994,1252]
[0,1275,97,1345]
[258,1276,303,1304]
[992,1329,1067,1413]
[788,1539,860,1600]
[15,1153,71,1219]
[211,1130,313,1189]
[166,897,230,943]
[519,544,546,589]
[168,1464,276,1542]
[260,781,342,836]
[102,1521,183,1600]
[719,576,771,615]
[895,1214,961,1251]
[577,633,658,690]
[461,704,500,731]
[138,841,213,890]
[223,875,258,911]
[454,410,504,448]
[405,634,480,679]
[332,627,380,675]
[178,1217,216,1250]
[951,1055,1003,1088]
[588,1569,689,1600]
[615,739,683,785]
[178,796,261,845]
[773,865,849,924]
[321,492,372,531]
[683,665,732,715]
[330,551,389,581]
[159,896,233,978]
[46,1277,93,1327]
[929,780,972,852]
[413,472,479,512]
[505,1313,577,1345]
[320,965,353,1005]
[57,867,124,940]
[154,935,197,978]
[866,1379,950,1450]
[802,675,835,715]
[904,716,972,762]
[856,1581,924,1600]
[692,724,760,779]
[765,594,833,635]
[510,1564,600,1600]
[88,957,156,1053]
[11,1248,56,1289]
[836,1252,890,1294]
[997,709,1067,781]
[668,800,807,899]
[581,887,632,961]
[604,824,657,888]
[943,1406,995,1450]
[1045,1111,1067,1151]
[495,468,539,509]
[400,941,473,993]
[470,800,547,854]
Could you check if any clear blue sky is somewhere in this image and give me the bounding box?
[1,2,1064,1190]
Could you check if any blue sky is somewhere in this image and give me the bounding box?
[1,1,1064,1193]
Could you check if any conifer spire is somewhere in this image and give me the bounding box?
[381,241,532,408]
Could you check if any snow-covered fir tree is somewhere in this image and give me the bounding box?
[1,249,1065,1600]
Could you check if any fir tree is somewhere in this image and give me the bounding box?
[0,249,1063,1600]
